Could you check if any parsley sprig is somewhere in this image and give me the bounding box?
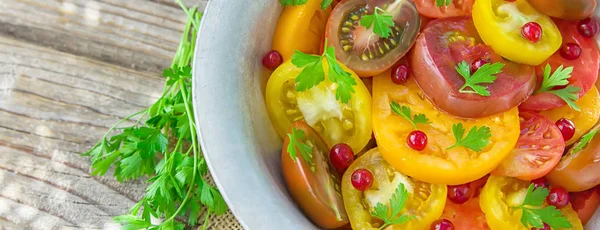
[436,0,452,7]
[371,183,413,230]
[390,101,430,129]
[287,128,315,171]
[536,64,581,111]
[83,5,227,229]
[571,129,598,154]
[359,7,395,38]
[279,0,333,9]
[455,61,504,96]
[447,123,491,152]
[292,40,357,103]
[514,184,572,229]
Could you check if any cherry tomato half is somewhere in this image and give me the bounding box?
[281,121,348,229]
[570,187,600,225]
[411,17,535,118]
[492,111,565,180]
[413,0,474,19]
[528,0,597,20]
[325,0,421,77]
[342,148,447,229]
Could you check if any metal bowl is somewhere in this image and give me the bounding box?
[193,1,600,229]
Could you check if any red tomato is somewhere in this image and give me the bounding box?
[325,0,421,77]
[570,187,600,225]
[520,19,600,111]
[492,111,565,180]
[528,0,596,20]
[440,195,490,230]
[411,17,536,118]
[414,0,474,18]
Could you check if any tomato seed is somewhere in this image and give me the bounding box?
[521,22,543,43]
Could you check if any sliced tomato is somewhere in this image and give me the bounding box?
[440,196,490,230]
[414,0,474,18]
[325,0,421,77]
[520,19,600,111]
[265,59,372,153]
[411,17,535,118]
[472,0,562,66]
[281,121,348,229]
[492,111,565,180]
[373,72,521,185]
[547,122,600,192]
[342,148,447,229]
[480,175,584,230]
[570,187,600,224]
[528,0,597,20]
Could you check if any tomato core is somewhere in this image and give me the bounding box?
[447,183,472,204]
[560,43,582,60]
[430,219,455,230]
[391,64,410,85]
[577,18,599,38]
[532,178,549,189]
[329,143,355,174]
[407,130,427,151]
[556,118,576,141]
[351,168,373,191]
[521,22,543,43]
[547,187,570,208]
[532,223,551,230]
[262,50,283,70]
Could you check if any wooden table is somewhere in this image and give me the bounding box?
[0,0,240,229]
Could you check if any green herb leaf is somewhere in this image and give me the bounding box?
[536,64,581,111]
[371,183,413,230]
[390,101,430,129]
[571,129,598,154]
[455,61,504,96]
[435,0,452,7]
[279,0,309,6]
[516,184,572,229]
[359,7,395,38]
[320,0,334,9]
[287,128,315,171]
[447,123,492,152]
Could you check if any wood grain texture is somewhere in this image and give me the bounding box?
[0,0,242,229]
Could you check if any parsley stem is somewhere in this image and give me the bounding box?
[201,210,212,230]
[100,109,146,141]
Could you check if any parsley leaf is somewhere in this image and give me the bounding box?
[371,183,413,230]
[286,128,315,171]
[279,0,308,6]
[447,123,492,152]
[436,0,452,7]
[291,40,357,103]
[455,61,504,96]
[320,0,334,9]
[359,7,395,38]
[516,184,573,229]
[571,129,598,154]
[535,64,581,111]
[390,101,430,129]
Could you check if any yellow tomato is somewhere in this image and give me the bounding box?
[480,175,584,230]
[342,148,447,230]
[372,72,520,185]
[472,0,562,65]
[265,60,372,153]
[541,86,600,146]
[272,0,331,60]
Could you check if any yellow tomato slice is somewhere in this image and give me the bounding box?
[472,0,562,65]
[540,86,600,146]
[372,73,520,185]
[341,148,447,230]
[272,0,331,60]
[266,60,372,153]
[480,175,584,230]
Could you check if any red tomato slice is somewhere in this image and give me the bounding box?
[440,196,490,230]
[492,111,565,180]
[411,17,536,118]
[520,19,600,111]
[414,0,474,18]
[570,187,600,225]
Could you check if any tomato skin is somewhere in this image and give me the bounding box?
[414,0,474,19]
[281,121,348,229]
[547,122,600,192]
[411,17,535,118]
[520,19,600,111]
[440,196,490,230]
[492,111,565,180]
[570,187,600,225]
[472,0,562,66]
[527,0,596,20]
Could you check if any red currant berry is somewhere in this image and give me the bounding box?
[547,187,570,209]
[532,178,549,189]
[448,183,472,204]
[262,50,283,70]
[577,18,599,38]
[559,43,582,60]
[407,130,427,151]
[431,219,454,230]
[391,64,410,85]
[531,223,550,230]
[329,143,354,174]
[555,118,576,141]
[471,58,489,73]
[522,22,543,43]
[351,169,373,191]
